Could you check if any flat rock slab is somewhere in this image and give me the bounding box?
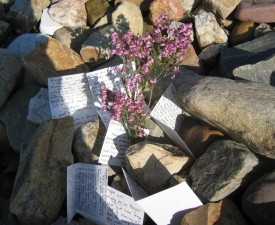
[177,75,275,159]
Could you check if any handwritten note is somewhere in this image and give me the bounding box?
[48,74,98,129]
[99,120,132,167]
[106,186,144,225]
[150,83,183,132]
[67,163,108,223]
[87,65,124,128]
[67,163,144,225]
[136,182,203,225]
[150,83,195,159]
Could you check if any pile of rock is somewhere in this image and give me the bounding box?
[0,0,275,224]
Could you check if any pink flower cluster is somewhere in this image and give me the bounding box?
[100,85,147,138]
[101,13,193,140]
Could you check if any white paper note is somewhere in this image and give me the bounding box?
[67,163,144,225]
[137,182,203,225]
[87,65,124,128]
[48,74,98,129]
[67,163,108,223]
[150,83,194,159]
[106,186,144,225]
[99,120,132,167]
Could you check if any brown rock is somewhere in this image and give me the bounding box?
[10,117,74,225]
[235,2,275,23]
[149,0,184,26]
[182,199,248,225]
[125,141,192,194]
[230,21,256,46]
[22,37,90,86]
[183,125,225,158]
[179,44,201,71]
[85,0,113,27]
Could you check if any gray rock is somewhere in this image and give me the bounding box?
[219,31,275,79]
[180,0,202,21]
[80,25,125,67]
[53,26,92,54]
[0,0,15,11]
[242,169,275,225]
[177,75,275,159]
[0,49,22,109]
[5,0,50,33]
[182,199,248,225]
[0,121,10,152]
[7,33,49,59]
[73,120,106,163]
[190,140,259,202]
[0,81,40,153]
[0,20,10,43]
[254,23,272,38]
[125,141,192,194]
[27,88,51,124]
[233,54,275,86]
[10,117,74,225]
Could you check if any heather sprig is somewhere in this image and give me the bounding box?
[101,13,193,140]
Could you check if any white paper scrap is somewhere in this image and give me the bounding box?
[99,120,132,167]
[137,182,203,225]
[39,8,63,35]
[48,73,98,129]
[150,83,195,159]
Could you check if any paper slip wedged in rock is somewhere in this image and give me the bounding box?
[122,168,202,225]
[137,182,203,225]
[67,163,144,225]
[86,64,124,128]
[98,120,132,167]
[98,120,150,167]
[150,83,195,159]
[48,73,98,129]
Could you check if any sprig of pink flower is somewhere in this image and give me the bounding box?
[101,13,193,140]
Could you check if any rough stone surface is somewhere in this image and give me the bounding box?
[80,25,126,67]
[195,9,228,49]
[39,8,63,36]
[219,31,275,79]
[112,2,143,34]
[27,88,51,124]
[230,21,256,46]
[7,33,49,59]
[242,169,275,225]
[179,0,202,21]
[0,20,10,43]
[0,49,22,109]
[183,125,225,158]
[235,2,275,23]
[48,0,87,27]
[10,117,74,225]
[190,140,259,202]
[54,26,92,54]
[203,0,241,19]
[198,43,227,63]
[125,141,192,194]
[22,37,90,86]
[85,0,113,27]
[177,75,275,159]
[0,81,40,152]
[5,0,50,33]
[182,199,248,225]
[0,121,10,152]
[254,23,272,38]
[233,54,275,86]
[149,0,184,25]
[73,120,106,163]
[110,174,131,196]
